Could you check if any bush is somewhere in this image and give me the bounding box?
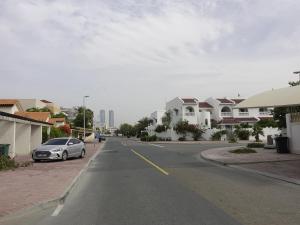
[0,155,17,171]
[155,125,167,133]
[230,148,257,154]
[211,130,227,141]
[178,137,186,141]
[247,142,265,148]
[228,133,237,143]
[236,129,250,140]
[140,135,157,142]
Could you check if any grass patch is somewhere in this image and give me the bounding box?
[0,155,18,171]
[230,148,257,154]
[247,142,265,148]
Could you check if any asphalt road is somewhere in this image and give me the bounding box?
[2,137,300,225]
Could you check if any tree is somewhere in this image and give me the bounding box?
[162,111,172,128]
[234,125,250,140]
[73,107,94,128]
[174,120,204,141]
[134,117,152,137]
[26,107,51,112]
[251,124,264,142]
[119,123,135,137]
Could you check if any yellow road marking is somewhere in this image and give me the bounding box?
[131,149,169,176]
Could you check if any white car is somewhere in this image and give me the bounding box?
[32,137,85,162]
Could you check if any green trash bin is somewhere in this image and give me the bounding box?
[0,144,10,156]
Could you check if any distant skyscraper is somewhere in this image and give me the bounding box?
[109,110,114,128]
[100,110,106,127]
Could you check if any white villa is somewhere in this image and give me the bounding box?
[205,97,273,129]
[166,97,211,129]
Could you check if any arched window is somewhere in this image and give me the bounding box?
[185,106,195,116]
[221,106,231,112]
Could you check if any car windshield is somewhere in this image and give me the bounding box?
[44,139,68,145]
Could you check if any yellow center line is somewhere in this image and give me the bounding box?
[130,149,169,176]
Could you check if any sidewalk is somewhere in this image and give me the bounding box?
[201,147,300,184]
[0,143,102,218]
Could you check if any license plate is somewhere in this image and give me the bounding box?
[38,154,47,157]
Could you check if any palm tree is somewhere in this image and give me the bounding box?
[252,124,264,142]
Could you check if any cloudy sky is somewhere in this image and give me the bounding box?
[1,0,300,125]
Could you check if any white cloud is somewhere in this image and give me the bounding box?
[1,0,300,125]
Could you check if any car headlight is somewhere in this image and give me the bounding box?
[52,148,63,152]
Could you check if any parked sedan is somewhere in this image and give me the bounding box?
[32,137,85,162]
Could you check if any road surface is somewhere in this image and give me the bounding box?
[2,137,300,225]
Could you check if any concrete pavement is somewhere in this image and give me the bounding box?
[1,138,300,225]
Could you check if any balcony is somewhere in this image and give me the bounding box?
[259,111,271,116]
[185,112,195,116]
[221,112,232,117]
[239,112,249,116]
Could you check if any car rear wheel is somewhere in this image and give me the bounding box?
[79,149,85,158]
[62,151,68,161]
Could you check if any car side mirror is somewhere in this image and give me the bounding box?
[68,142,74,146]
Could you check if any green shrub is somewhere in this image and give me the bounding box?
[230,148,257,154]
[178,137,186,141]
[228,133,237,143]
[155,125,167,133]
[0,156,17,171]
[237,129,250,140]
[247,142,265,148]
[140,135,157,142]
[211,130,227,141]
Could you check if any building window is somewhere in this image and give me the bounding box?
[174,108,179,116]
[205,119,208,126]
[185,106,195,116]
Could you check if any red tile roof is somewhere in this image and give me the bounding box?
[40,99,52,103]
[217,98,234,104]
[231,99,245,104]
[181,98,197,104]
[219,117,258,124]
[49,117,65,124]
[0,99,19,106]
[15,112,51,123]
[198,102,213,108]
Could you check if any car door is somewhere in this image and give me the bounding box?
[67,139,77,157]
[74,139,82,156]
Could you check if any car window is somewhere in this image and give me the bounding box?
[44,139,68,145]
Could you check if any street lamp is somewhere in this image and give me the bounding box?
[83,95,90,140]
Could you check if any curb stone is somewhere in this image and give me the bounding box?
[199,147,300,186]
[0,142,105,222]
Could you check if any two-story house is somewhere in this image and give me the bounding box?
[166,97,211,128]
[206,97,273,129]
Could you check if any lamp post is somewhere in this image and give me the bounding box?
[83,95,90,140]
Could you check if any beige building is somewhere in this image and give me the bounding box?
[0,99,23,114]
[0,111,52,158]
[18,99,61,114]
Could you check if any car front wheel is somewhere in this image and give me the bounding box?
[62,151,68,161]
[79,149,85,158]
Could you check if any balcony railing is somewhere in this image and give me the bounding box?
[185,112,195,116]
[291,112,300,123]
[239,112,249,116]
[259,111,271,116]
[221,112,232,117]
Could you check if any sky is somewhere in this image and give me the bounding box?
[1,0,300,126]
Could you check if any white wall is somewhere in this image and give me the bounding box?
[0,120,16,158]
[31,125,42,151]
[166,98,184,127]
[198,111,211,128]
[15,123,31,156]
[286,114,300,154]
[150,110,166,126]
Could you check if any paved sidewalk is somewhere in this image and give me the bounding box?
[0,143,101,218]
[201,147,300,164]
[201,146,300,184]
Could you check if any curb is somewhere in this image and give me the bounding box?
[58,142,105,203]
[199,147,300,186]
[0,142,105,222]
